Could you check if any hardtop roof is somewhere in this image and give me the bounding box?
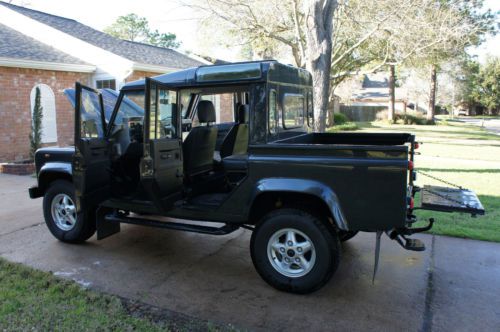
[122,60,313,91]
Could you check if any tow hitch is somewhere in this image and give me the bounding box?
[389,218,435,251]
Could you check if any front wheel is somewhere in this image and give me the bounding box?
[43,180,96,243]
[250,208,341,294]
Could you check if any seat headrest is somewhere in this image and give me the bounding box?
[238,104,249,124]
[197,100,216,123]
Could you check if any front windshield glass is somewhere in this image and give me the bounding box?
[115,90,144,124]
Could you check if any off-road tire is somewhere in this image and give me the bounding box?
[250,208,341,294]
[338,230,359,242]
[43,180,96,243]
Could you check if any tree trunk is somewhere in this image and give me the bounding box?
[388,64,396,122]
[427,64,437,121]
[304,0,337,132]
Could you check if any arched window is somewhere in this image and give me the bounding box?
[30,84,57,143]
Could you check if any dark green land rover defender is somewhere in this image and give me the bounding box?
[29,61,484,293]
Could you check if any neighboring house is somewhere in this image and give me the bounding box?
[0,1,205,161]
[339,73,409,121]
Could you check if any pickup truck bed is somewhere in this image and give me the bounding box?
[276,132,413,146]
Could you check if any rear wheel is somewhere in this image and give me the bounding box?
[250,208,340,294]
[43,180,96,243]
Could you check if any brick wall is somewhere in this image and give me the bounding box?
[0,66,91,162]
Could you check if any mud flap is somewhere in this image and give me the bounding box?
[372,231,383,284]
[96,206,120,240]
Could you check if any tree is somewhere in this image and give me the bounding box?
[186,0,495,126]
[104,14,149,42]
[147,30,181,49]
[104,13,181,49]
[470,56,500,114]
[393,0,496,121]
[304,0,337,132]
[29,86,43,160]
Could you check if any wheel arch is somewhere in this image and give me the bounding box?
[38,162,73,195]
[248,178,349,231]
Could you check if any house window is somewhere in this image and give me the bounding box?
[30,84,57,143]
[96,79,116,90]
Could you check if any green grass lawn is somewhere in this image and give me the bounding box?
[356,120,500,242]
[0,258,221,331]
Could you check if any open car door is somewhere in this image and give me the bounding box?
[140,78,183,211]
[73,83,111,213]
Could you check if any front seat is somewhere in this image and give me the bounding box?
[182,100,218,177]
[220,104,249,158]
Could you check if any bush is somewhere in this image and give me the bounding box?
[326,122,359,132]
[29,86,43,160]
[333,112,349,125]
[375,109,435,125]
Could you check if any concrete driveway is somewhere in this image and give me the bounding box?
[1,174,499,331]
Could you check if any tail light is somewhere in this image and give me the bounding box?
[410,197,414,209]
[408,160,414,171]
[414,142,420,149]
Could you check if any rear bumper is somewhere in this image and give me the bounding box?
[29,186,42,199]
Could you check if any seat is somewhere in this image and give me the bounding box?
[182,100,218,177]
[219,104,249,158]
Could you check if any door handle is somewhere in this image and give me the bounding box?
[160,153,172,160]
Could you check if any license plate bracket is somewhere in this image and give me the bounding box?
[419,185,485,216]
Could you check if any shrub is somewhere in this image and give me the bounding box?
[375,109,435,125]
[29,86,43,160]
[333,112,349,125]
[326,122,359,132]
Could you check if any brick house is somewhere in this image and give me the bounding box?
[0,1,204,162]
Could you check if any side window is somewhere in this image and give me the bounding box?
[158,89,178,139]
[269,90,278,135]
[282,93,305,129]
[307,91,314,127]
[80,89,103,138]
[149,86,178,139]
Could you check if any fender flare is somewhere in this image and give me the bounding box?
[249,178,349,231]
[38,162,73,192]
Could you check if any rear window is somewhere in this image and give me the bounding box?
[196,63,261,82]
[282,93,305,129]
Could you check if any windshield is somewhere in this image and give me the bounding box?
[114,90,144,124]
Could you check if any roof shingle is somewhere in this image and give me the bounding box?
[0,23,89,65]
[0,1,203,69]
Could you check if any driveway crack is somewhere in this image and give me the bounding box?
[420,235,436,332]
[0,222,43,239]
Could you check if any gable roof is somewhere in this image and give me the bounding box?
[0,23,89,65]
[0,1,203,70]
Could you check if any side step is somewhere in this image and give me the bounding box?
[104,212,240,236]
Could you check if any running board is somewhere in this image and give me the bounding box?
[104,213,240,236]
